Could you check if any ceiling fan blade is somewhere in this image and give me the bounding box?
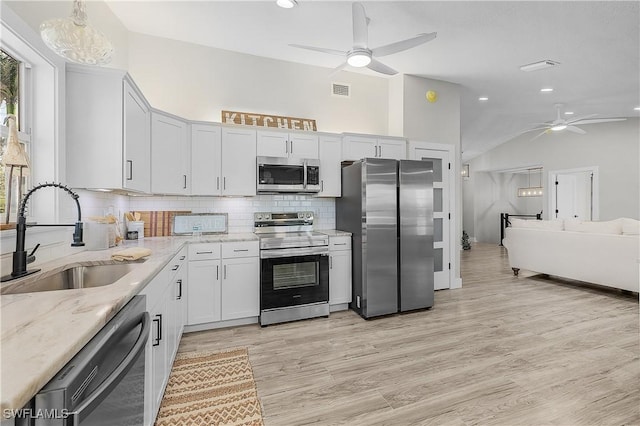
[366,58,398,75]
[566,125,586,134]
[328,62,348,78]
[530,129,550,141]
[288,44,347,56]
[566,113,598,124]
[520,126,550,135]
[372,32,437,57]
[352,2,368,48]
[570,118,627,125]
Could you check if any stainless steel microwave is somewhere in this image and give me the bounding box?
[257,156,320,193]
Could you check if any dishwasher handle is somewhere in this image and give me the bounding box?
[71,312,150,425]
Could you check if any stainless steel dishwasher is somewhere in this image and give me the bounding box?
[32,295,149,426]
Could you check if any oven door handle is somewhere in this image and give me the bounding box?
[260,247,329,258]
[70,312,150,425]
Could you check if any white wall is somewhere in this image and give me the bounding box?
[5,0,130,69]
[467,118,639,243]
[126,32,389,135]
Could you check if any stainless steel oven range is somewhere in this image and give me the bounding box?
[255,211,329,326]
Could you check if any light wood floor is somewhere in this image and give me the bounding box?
[178,243,640,425]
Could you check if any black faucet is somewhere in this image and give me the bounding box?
[1,182,84,282]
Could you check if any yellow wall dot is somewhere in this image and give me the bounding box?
[426,90,438,103]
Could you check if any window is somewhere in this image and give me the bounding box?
[0,48,30,223]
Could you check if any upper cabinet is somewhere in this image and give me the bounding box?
[342,134,407,161]
[191,123,222,196]
[317,134,342,197]
[66,65,151,192]
[221,127,257,196]
[151,111,190,195]
[257,130,319,159]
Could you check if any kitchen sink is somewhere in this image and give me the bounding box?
[1,262,144,295]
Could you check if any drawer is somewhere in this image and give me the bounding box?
[330,236,351,251]
[167,247,188,278]
[189,243,221,261]
[222,241,259,259]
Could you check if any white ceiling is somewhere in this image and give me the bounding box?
[106,1,640,161]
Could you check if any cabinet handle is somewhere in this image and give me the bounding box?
[179,255,186,261]
[217,177,220,190]
[379,145,383,157]
[321,180,324,192]
[233,249,249,252]
[183,175,187,189]
[290,140,293,154]
[172,265,179,271]
[126,160,133,180]
[330,255,333,269]
[333,243,347,246]
[152,314,162,346]
[177,279,182,300]
[196,251,213,254]
[224,265,227,280]
[223,177,226,190]
[285,140,288,154]
[216,265,219,280]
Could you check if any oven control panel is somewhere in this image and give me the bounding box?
[254,211,314,227]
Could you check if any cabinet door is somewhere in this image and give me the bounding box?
[318,135,342,197]
[123,80,151,193]
[191,124,222,195]
[221,257,260,320]
[151,112,190,194]
[221,128,257,196]
[187,260,221,324]
[290,133,319,159]
[257,130,288,157]
[377,138,407,160]
[150,291,168,415]
[173,269,186,351]
[329,250,352,305]
[342,135,377,161]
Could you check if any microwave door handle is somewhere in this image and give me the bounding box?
[70,312,150,425]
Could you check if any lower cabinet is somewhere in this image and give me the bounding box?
[140,247,187,425]
[329,236,352,307]
[187,241,260,326]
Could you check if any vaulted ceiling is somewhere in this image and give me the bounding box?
[106,1,640,160]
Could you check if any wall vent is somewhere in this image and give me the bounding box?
[331,82,351,98]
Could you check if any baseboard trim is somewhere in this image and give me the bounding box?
[184,316,258,333]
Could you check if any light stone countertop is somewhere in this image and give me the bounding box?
[0,233,258,412]
[317,229,352,237]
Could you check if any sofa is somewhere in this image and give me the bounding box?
[503,218,639,292]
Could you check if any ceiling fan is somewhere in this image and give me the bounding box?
[289,2,436,76]
[526,104,627,141]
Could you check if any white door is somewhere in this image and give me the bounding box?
[257,130,288,157]
[377,138,407,160]
[552,170,594,220]
[414,149,451,290]
[221,128,257,196]
[289,133,319,159]
[187,260,221,324]
[318,135,342,197]
[151,112,189,194]
[342,135,377,161]
[123,81,150,193]
[191,124,222,196]
[221,257,260,320]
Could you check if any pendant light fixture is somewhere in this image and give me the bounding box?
[40,0,113,65]
[517,168,543,197]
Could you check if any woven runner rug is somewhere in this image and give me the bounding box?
[154,348,264,426]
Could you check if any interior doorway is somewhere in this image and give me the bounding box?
[549,167,599,221]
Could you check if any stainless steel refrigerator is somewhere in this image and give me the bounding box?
[336,158,434,318]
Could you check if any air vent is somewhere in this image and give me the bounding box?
[331,83,351,98]
[519,60,560,72]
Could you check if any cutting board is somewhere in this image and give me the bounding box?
[136,211,191,237]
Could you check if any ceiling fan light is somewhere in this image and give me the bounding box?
[276,0,297,8]
[347,52,371,67]
[551,124,567,131]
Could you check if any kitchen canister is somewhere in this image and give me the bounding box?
[85,221,110,250]
[127,221,145,239]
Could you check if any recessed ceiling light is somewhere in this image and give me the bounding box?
[478,97,489,101]
[564,111,574,115]
[276,0,298,8]
[519,60,560,72]
[540,88,554,92]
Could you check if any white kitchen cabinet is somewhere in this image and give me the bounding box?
[66,65,151,192]
[221,127,257,196]
[342,134,407,161]
[257,129,319,159]
[187,259,222,324]
[221,256,260,320]
[318,134,342,197]
[191,123,222,196]
[329,236,352,308]
[151,111,190,195]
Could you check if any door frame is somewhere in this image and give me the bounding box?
[408,141,461,289]
[548,166,599,221]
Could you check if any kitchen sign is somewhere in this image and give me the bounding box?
[222,110,317,131]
